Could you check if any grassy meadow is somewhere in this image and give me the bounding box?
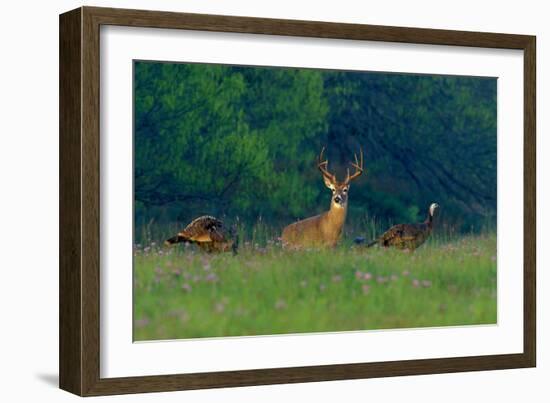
[133,232,497,341]
[132,62,498,341]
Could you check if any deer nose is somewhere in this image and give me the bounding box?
[334,195,341,203]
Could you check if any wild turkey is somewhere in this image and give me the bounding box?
[361,203,439,250]
[165,215,238,254]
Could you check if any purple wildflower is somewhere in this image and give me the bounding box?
[205,273,219,283]
[135,318,150,328]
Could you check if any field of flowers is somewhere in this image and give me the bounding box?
[133,235,497,341]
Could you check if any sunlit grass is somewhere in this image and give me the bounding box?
[133,234,497,341]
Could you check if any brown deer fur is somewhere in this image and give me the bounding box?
[281,148,364,249]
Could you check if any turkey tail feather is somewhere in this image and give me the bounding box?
[164,234,190,246]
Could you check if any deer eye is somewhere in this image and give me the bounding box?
[343,188,348,193]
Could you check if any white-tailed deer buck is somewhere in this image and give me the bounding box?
[281,147,364,249]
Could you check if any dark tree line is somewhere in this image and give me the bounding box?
[134,61,496,236]
[324,72,496,230]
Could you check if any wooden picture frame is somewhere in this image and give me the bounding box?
[59,6,536,396]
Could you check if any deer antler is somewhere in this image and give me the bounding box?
[318,147,337,183]
[345,147,364,184]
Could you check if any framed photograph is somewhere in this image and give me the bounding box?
[59,6,536,396]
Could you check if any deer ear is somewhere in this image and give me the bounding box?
[323,175,335,189]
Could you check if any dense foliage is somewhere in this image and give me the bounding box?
[134,61,496,238]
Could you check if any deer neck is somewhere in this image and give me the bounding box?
[325,202,347,228]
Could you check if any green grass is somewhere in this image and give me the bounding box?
[133,234,497,341]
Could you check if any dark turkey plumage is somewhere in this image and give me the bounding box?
[164,215,238,254]
[365,203,439,251]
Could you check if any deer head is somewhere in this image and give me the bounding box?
[318,147,364,210]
